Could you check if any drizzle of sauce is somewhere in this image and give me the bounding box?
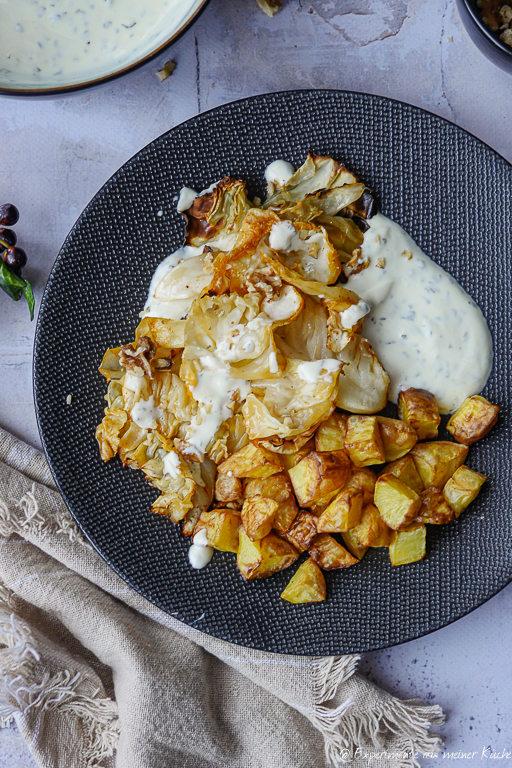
[348,214,493,413]
[130,393,162,429]
[1,0,203,88]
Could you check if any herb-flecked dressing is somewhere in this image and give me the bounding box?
[0,0,201,88]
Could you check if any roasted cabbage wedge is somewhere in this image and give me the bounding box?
[95,152,498,603]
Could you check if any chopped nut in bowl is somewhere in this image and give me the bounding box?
[457,0,512,73]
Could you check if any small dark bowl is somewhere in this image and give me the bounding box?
[457,0,512,74]
[0,0,211,99]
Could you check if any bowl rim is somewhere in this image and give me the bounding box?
[0,0,211,98]
[459,0,512,58]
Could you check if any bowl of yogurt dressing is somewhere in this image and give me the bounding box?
[0,0,210,96]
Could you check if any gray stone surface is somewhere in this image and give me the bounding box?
[1,1,511,765]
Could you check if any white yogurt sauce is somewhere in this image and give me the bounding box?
[130,393,162,429]
[184,355,251,458]
[265,160,295,187]
[1,0,203,89]
[188,528,213,570]
[339,300,371,330]
[297,359,342,384]
[348,214,493,413]
[162,450,181,479]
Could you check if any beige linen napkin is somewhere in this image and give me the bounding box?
[0,427,443,768]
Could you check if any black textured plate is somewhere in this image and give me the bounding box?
[34,91,512,655]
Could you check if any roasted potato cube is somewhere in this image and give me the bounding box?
[376,416,418,462]
[341,530,368,560]
[344,416,385,467]
[195,509,240,552]
[446,395,500,445]
[374,474,422,530]
[443,465,487,517]
[283,511,318,552]
[416,487,455,525]
[309,533,358,570]
[241,496,279,541]
[279,439,315,470]
[237,528,299,580]
[389,523,426,566]
[288,450,350,506]
[350,503,392,547]
[307,489,341,516]
[410,441,468,489]
[382,455,423,496]
[215,473,243,503]
[346,467,377,504]
[398,388,441,440]
[316,487,364,533]
[218,443,282,479]
[281,558,326,603]
[315,413,348,452]
[244,473,298,533]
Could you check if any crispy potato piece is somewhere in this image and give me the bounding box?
[443,465,487,517]
[315,413,348,452]
[316,487,364,533]
[283,511,318,552]
[350,503,392,547]
[281,558,326,603]
[278,439,315,470]
[382,455,423,496]
[389,523,426,566]
[237,528,299,580]
[309,533,358,569]
[195,509,240,552]
[244,474,298,533]
[346,467,376,504]
[410,442,468,490]
[215,473,243,502]
[307,489,341,515]
[446,395,500,445]
[376,416,418,462]
[416,487,456,525]
[374,474,422,530]
[397,388,441,440]
[218,443,282,479]
[241,496,279,541]
[288,450,350,507]
[341,530,368,560]
[344,416,385,467]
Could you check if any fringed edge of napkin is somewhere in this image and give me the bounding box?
[298,658,445,767]
[0,584,120,768]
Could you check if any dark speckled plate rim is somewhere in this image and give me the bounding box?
[34,89,512,655]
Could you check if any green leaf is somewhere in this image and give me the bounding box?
[0,261,35,320]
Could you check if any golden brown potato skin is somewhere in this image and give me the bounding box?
[344,415,385,467]
[389,524,426,566]
[241,496,279,541]
[237,529,299,580]
[415,487,455,525]
[281,558,326,603]
[397,388,441,440]
[446,395,500,445]
[315,413,348,452]
[443,465,487,517]
[376,416,418,462]
[316,486,364,533]
[244,474,298,533]
[410,441,468,489]
[350,503,391,547]
[215,474,243,503]
[283,511,318,552]
[288,450,351,507]
[381,455,423,496]
[308,534,358,570]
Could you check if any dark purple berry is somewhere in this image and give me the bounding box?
[3,247,27,273]
[0,228,17,248]
[0,204,19,227]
